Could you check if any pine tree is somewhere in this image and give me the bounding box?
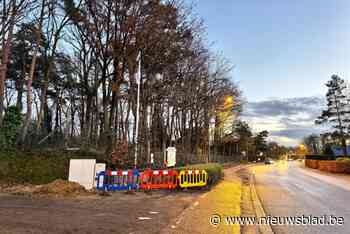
[254,130,269,153]
[316,75,350,156]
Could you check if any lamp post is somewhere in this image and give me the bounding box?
[134,51,141,168]
[208,117,215,163]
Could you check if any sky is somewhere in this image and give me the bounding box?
[189,0,350,146]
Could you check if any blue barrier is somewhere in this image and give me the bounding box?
[96,171,106,191]
[96,169,140,191]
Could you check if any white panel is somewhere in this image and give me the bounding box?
[166,147,176,167]
[69,159,96,190]
[95,163,106,175]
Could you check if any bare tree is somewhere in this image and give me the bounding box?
[0,0,29,125]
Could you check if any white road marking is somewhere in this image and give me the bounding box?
[138,217,152,220]
[149,211,159,214]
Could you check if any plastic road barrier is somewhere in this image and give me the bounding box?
[96,171,106,191]
[96,169,140,191]
[178,169,208,188]
[140,169,178,190]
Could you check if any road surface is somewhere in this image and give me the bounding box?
[0,191,200,234]
[250,161,350,234]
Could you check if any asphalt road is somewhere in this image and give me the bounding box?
[250,161,350,234]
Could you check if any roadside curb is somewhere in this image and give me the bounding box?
[250,174,274,234]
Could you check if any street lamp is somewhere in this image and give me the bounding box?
[224,96,234,108]
[134,50,142,168]
[208,117,215,163]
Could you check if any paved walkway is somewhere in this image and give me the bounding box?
[162,167,242,234]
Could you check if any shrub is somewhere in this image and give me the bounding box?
[336,157,350,163]
[0,150,101,185]
[0,106,22,148]
[323,144,334,156]
[177,163,223,186]
[305,154,335,160]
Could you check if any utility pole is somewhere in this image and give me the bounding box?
[147,105,151,165]
[134,51,141,168]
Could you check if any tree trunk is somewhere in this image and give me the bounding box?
[16,82,23,112]
[21,49,39,143]
[20,0,46,143]
[36,59,53,133]
[0,9,16,125]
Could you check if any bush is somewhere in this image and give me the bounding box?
[336,157,350,163]
[0,106,22,148]
[305,154,335,160]
[323,144,334,156]
[177,163,223,186]
[0,149,102,185]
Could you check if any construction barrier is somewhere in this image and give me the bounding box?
[96,171,106,190]
[140,169,178,190]
[96,169,140,191]
[178,169,208,188]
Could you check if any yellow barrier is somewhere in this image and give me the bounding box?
[178,169,208,188]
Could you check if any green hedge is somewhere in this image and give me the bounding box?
[177,163,223,186]
[0,150,224,187]
[336,157,350,163]
[0,150,102,185]
[305,154,335,160]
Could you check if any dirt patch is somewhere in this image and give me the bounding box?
[0,190,202,234]
[1,184,38,194]
[1,180,93,198]
[33,179,90,197]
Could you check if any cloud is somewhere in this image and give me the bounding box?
[268,136,300,146]
[242,96,326,146]
[272,128,320,139]
[244,97,324,117]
